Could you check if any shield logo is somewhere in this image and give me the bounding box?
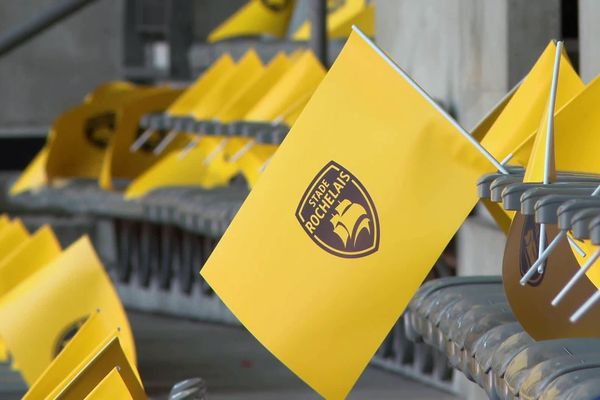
[84,112,116,149]
[53,316,88,357]
[296,161,379,258]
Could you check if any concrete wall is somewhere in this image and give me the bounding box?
[0,0,122,134]
[374,0,559,129]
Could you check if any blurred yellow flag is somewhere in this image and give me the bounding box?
[0,219,29,262]
[168,53,236,117]
[190,50,263,119]
[25,310,141,400]
[481,42,583,165]
[0,236,135,384]
[208,0,295,42]
[99,87,184,189]
[201,30,494,398]
[217,52,292,122]
[293,0,374,40]
[0,214,9,231]
[10,146,49,195]
[45,336,144,400]
[244,51,325,122]
[0,225,61,297]
[84,368,136,400]
[125,135,238,198]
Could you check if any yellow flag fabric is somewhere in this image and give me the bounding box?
[217,53,292,122]
[10,146,49,195]
[201,31,494,398]
[25,311,141,400]
[208,0,295,43]
[45,336,145,400]
[293,0,375,40]
[125,135,238,198]
[0,219,29,262]
[0,236,135,384]
[83,368,136,400]
[167,54,236,116]
[190,50,264,119]
[0,225,61,297]
[99,88,184,189]
[0,214,8,231]
[45,87,158,181]
[481,42,583,165]
[84,81,140,104]
[245,51,325,122]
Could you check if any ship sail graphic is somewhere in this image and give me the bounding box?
[329,199,371,248]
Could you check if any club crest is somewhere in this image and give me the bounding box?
[296,161,379,258]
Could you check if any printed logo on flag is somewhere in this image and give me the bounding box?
[85,112,116,149]
[519,215,545,286]
[53,316,88,357]
[296,161,379,258]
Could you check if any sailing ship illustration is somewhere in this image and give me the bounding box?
[329,199,372,248]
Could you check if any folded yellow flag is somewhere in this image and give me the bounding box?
[201,29,494,399]
[0,236,135,384]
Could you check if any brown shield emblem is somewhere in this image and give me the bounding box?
[296,161,379,258]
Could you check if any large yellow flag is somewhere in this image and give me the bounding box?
[0,219,29,261]
[201,30,495,398]
[0,236,135,384]
[25,310,141,400]
[208,0,295,42]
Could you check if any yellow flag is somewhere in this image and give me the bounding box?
[190,50,264,120]
[125,135,238,198]
[217,52,292,122]
[25,310,141,400]
[481,42,583,165]
[0,236,135,384]
[245,51,325,122]
[83,368,136,400]
[0,225,61,297]
[45,87,160,181]
[45,336,145,400]
[293,0,375,40]
[0,214,9,231]
[208,0,295,42]
[167,53,236,117]
[99,87,184,189]
[0,219,30,262]
[201,30,494,398]
[10,146,49,195]
[84,81,140,104]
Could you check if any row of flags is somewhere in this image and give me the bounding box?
[12,48,326,199]
[0,216,142,398]
[201,27,600,399]
[208,0,374,43]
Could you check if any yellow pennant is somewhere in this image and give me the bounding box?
[190,50,264,120]
[10,146,49,195]
[25,310,141,400]
[481,42,583,166]
[293,0,375,40]
[0,219,30,262]
[0,236,135,384]
[0,225,61,297]
[99,87,184,189]
[83,368,137,400]
[44,336,144,400]
[208,0,295,42]
[244,51,325,122]
[167,53,236,117]
[217,52,292,122]
[201,30,494,398]
[125,135,238,199]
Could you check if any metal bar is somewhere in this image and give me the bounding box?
[553,248,600,306]
[0,0,98,58]
[308,0,327,66]
[352,26,509,174]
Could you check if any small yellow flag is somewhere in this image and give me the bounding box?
[0,236,135,384]
[201,30,494,398]
[125,135,238,198]
[293,0,375,40]
[25,310,141,400]
[0,219,30,262]
[83,368,136,400]
[244,51,325,122]
[208,0,295,43]
[10,146,49,195]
